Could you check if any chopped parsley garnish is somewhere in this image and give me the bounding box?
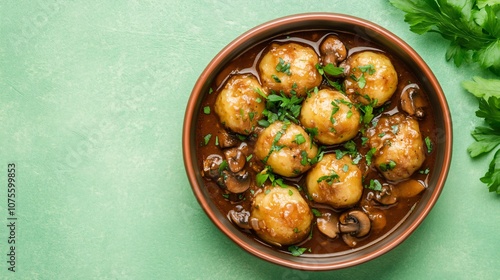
[317,171,340,185]
[300,150,309,166]
[203,134,212,145]
[311,208,322,217]
[276,58,292,75]
[419,168,430,175]
[272,74,281,83]
[425,136,433,153]
[203,106,210,114]
[366,179,383,191]
[261,92,303,125]
[288,245,308,257]
[293,134,306,145]
[366,147,377,166]
[379,160,397,172]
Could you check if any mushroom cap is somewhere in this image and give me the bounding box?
[317,212,340,239]
[220,170,251,194]
[339,209,371,238]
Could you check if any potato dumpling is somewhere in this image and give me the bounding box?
[214,74,266,135]
[300,89,361,145]
[342,51,398,107]
[259,42,322,98]
[251,184,313,246]
[366,113,426,181]
[305,153,363,208]
[254,121,318,177]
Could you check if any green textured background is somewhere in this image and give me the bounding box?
[0,0,499,279]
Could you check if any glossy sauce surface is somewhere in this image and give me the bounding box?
[195,30,437,255]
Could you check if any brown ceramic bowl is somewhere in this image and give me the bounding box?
[183,13,452,270]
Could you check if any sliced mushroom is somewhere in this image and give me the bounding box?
[373,184,398,205]
[396,179,426,198]
[320,35,347,67]
[218,170,251,194]
[339,210,371,237]
[228,205,252,229]
[218,128,240,148]
[317,212,340,239]
[339,210,371,247]
[223,142,249,173]
[202,154,223,179]
[400,85,427,119]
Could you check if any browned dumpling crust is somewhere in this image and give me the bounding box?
[259,42,322,98]
[367,113,426,181]
[342,51,398,107]
[299,88,361,145]
[254,121,318,177]
[214,74,267,135]
[305,153,363,209]
[250,184,313,246]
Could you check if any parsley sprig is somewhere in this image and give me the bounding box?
[391,0,500,194]
[259,91,303,127]
[390,0,500,74]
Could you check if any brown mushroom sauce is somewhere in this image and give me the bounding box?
[195,31,437,255]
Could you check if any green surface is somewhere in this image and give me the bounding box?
[0,0,499,279]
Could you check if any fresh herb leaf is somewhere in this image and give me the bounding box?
[276,58,292,75]
[203,134,212,145]
[425,136,433,153]
[480,148,500,194]
[294,134,306,145]
[379,160,397,172]
[203,106,210,114]
[366,179,383,191]
[366,147,377,165]
[311,208,322,217]
[288,245,308,257]
[389,0,500,74]
[317,171,340,185]
[462,76,500,100]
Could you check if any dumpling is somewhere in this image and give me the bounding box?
[254,121,317,177]
[366,113,426,181]
[214,74,267,135]
[259,42,322,98]
[305,153,363,208]
[299,88,361,145]
[342,51,398,107]
[251,184,313,246]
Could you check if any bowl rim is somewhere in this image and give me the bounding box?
[182,12,453,271]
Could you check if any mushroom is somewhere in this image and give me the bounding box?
[228,205,252,229]
[373,184,398,205]
[400,85,427,119]
[202,154,224,179]
[320,35,347,67]
[373,179,425,205]
[317,212,340,239]
[217,169,251,194]
[223,142,249,173]
[339,210,371,247]
[217,128,240,148]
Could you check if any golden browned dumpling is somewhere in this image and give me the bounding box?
[259,42,322,98]
[366,113,426,181]
[342,51,398,107]
[254,121,318,177]
[299,88,361,145]
[250,184,313,246]
[214,74,267,135]
[305,153,363,208]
